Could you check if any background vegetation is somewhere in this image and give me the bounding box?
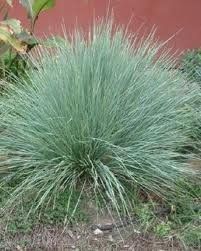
[0,0,55,86]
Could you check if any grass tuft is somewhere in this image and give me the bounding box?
[0,21,200,217]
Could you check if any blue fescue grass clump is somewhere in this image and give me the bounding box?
[0,22,200,215]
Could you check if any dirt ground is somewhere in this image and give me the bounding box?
[0,222,198,251]
[0,202,199,251]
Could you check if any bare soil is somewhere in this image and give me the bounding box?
[0,200,199,250]
[0,221,198,251]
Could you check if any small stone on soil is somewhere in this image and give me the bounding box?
[93,228,103,235]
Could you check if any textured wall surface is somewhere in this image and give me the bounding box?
[8,0,201,54]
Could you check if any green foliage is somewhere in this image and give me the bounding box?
[154,221,172,237]
[180,49,201,84]
[181,225,201,248]
[132,181,201,248]
[0,0,55,86]
[135,203,155,231]
[32,0,55,19]
[0,22,200,217]
[0,187,87,235]
[19,0,55,29]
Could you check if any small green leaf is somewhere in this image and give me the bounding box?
[19,0,55,22]
[32,0,55,19]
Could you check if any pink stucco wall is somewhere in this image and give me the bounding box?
[6,0,201,55]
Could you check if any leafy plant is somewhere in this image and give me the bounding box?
[180,48,201,85]
[0,21,200,217]
[0,0,55,85]
[19,0,55,32]
[154,221,172,237]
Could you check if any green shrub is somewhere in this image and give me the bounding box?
[0,22,200,216]
[0,0,55,88]
[180,49,201,84]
